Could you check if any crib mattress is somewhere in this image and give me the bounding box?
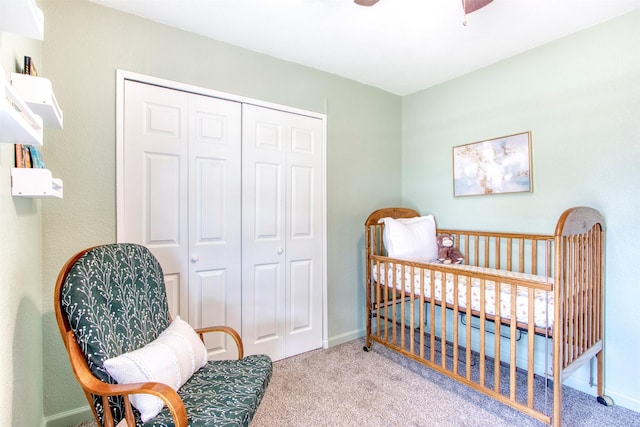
[371,262,554,330]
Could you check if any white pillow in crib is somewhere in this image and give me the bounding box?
[379,215,438,262]
[103,315,208,422]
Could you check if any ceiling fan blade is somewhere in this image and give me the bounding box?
[354,0,380,6]
[462,0,493,14]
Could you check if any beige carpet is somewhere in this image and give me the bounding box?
[73,338,640,426]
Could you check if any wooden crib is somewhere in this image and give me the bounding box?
[364,206,608,426]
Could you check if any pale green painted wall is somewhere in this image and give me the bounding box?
[402,10,640,411]
[3,0,638,424]
[39,0,402,420]
[0,31,44,427]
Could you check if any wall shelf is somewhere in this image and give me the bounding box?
[0,68,43,146]
[0,0,44,40]
[2,2,65,200]
[11,73,64,128]
[11,168,63,198]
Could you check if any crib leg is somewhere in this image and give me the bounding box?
[595,350,614,406]
[363,329,372,352]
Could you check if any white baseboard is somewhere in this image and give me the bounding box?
[41,405,93,427]
[563,375,640,413]
[327,328,364,347]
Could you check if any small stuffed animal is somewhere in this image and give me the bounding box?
[436,234,464,264]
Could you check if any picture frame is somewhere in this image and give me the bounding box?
[452,131,532,197]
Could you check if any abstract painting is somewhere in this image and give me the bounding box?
[453,132,532,197]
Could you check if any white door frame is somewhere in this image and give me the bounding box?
[115,69,329,350]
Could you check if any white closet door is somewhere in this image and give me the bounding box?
[121,80,242,359]
[122,80,189,319]
[188,93,242,359]
[242,104,323,360]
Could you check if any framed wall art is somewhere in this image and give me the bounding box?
[453,131,532,197]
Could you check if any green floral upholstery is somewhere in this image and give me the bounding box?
[61,243,272,427]
[149,357,272,427]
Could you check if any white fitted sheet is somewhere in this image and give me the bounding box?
[372,262,554,329]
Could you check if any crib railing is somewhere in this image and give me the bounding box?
[437,229,554,276]
[365,224,557,424]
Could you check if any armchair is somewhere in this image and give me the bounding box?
[54,243,272,426]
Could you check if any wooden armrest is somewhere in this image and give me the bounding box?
[194,325,244,359]
[65,331,188,427]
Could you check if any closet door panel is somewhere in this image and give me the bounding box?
[285,113,323,357]
[242,105,287,359]
[192,268,239,359]
[122,80,189,319]
[254,162,282,239]
[189,94,242,359]
[290,165,313,237]
[195,158,225,240]
[145,153,181,244]
[254,264,282,341]
[289,259,312,332]
[242,104,323,359]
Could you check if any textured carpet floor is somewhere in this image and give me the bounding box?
[73,339,640,426]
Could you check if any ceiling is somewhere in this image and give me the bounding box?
[89,0,639,95]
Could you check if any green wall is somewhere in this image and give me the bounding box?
[2,0,638,424]
[39,0,401,422]
[401,10,640,411]
[0,31,44,427]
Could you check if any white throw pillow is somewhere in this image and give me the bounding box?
[103,316,208,422]
[379,215,438,262]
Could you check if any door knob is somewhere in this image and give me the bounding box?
[191,255,200,263]
[277,248,284,255]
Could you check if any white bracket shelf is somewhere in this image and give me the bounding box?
[11,168,63,199]
[11,73,64,128]
[0,67,43,146]
[0,0,44,40]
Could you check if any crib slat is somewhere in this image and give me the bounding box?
[419,270,425,359]
[484,237,490,268]
[532,241,538,275]
[441,272,447,368]
[479,278,486,388]
[408,266,414,354]
[375,260,381,340]
[400,264,406,350]
[510,284,517,401]
[527,286,535,408]
[392,263,398,346]
[453,273,459,375]
[465,278,472,381]
[473,235,479,266]
[430,269,436,363]
[494,281,501,393]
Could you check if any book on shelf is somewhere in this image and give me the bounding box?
[14,144,44,168]
[28,145,45,168]
[23,145,32,168]
[15,144,24,167]
[23,56,38,76]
